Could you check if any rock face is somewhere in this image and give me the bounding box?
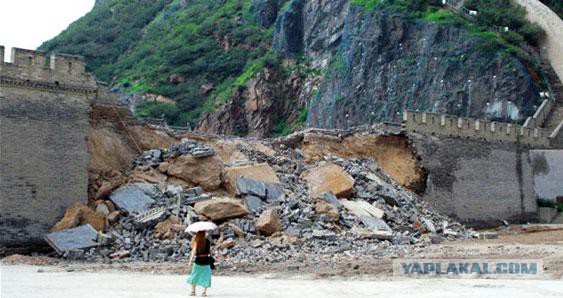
[223,163,280,194]
[273,1,541,128]
[166,155,223,191]
[301,163,354,198]
[249,0,286,27]
[256,209,283,236]
[194,197,249,221]
[198,67,306,137]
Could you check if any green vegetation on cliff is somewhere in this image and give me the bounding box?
[41,0,547,131]
[40,0,274,126]
[352,0,545,48]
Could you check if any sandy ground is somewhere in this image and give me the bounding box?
[1,264,563,298]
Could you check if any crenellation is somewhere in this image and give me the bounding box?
[403,110,559,147]
[0,46,96,88]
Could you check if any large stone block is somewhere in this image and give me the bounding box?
[194,197,249,221]
[109,183,155,215]
[167,155,223,191]
[45,224,99,255]
[301,163,354,198]
[223,163,280,194]
[51,203,105,232]
[256,209,283,236]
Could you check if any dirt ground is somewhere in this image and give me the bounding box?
[3,228,563,280]
[2,264,563,298]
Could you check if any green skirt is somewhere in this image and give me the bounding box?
[186,264,212,288]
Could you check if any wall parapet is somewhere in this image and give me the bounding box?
[523,97,554,128]
[403,110,558,148]
[0,46,97,88]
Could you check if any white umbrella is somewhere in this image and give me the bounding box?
[184,221,217,233]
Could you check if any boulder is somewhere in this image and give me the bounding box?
[45,224,99,255]
[107,211,121,224]
[104,200,116,212]
[51,203,105,232]
[95,181,114,200]
[220,239,236,249]
[167,155,223,191]
[224,163,280,194]
[236,177,266,197]
[129,167,168,184]
[301,163,354,198]
[256,209,283,236]
[95,203,110,217]
[315,201,339,222]
[154,218,175,240]
[157,162,170,173]
[109,183,155,215]
[244,195,264,214]
[194,197,249,221]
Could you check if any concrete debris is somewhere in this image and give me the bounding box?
[51,137,476,263]
[477,232,499,240]
[109,183,156,215]
[133,207,167,229]
[45,224,99,255]
[244,195,264,214]
[315,201,340,222]
[322,192,343,209]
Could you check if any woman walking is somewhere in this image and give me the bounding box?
[186,230,213,297]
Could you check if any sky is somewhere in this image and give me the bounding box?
[0,0,95,61]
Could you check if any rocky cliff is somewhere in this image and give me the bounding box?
[277,1,541,128]
[41,0,546,136]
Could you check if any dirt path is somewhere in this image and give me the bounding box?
[1,265,562,298]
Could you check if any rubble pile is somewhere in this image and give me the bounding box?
[47,137,475,264]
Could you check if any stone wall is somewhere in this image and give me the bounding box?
[0,46,97,248]
[411,134,537,228]
[530,150,563,201]
[403,110,559,148]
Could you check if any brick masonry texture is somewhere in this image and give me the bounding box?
[411,134,538,228]
[0,47,96,248]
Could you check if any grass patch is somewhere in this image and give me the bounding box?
[351,0,382,11]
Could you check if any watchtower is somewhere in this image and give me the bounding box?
[0,46,97,248]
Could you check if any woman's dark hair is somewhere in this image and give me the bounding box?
[192,231,206,253]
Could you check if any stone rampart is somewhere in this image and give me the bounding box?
[523,98,553,129]
[0,47,97,88]
[411,135,537,228]
[403,110,558,148]
[0,46,99,248]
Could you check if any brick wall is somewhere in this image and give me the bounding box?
[411,135,537,228]
[0,47,94,248]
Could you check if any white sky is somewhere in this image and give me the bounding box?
[0,0,95,62]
